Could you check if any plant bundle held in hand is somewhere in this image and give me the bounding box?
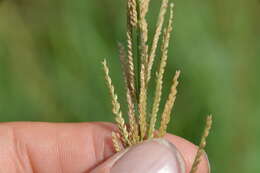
[102,0,212,172]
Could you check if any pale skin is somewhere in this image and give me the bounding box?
[0,122,209,173]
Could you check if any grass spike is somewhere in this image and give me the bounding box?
[112,132,123,152]
[128,0,138,27]
[158,70,180,137]
[149,4,175,138]
[102,60,131,146]
[138,64,148,140]
[190,115,212,173]
[126,88,140,144]
[147,0,170,83]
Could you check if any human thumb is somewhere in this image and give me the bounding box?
[90,138,186,173]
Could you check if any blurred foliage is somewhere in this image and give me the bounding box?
[0,0,259,172]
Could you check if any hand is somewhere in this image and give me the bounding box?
[0,122,210,173]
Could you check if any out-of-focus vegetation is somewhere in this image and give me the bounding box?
[0,0,259,172]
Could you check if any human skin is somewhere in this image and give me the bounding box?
[0,122,209,173]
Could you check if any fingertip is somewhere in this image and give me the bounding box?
[91,138,186,173]
[164,134,210,173]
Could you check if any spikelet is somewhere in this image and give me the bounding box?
[118,43,139,144]
[147,0,170,83]
[102,60,131,146]
[138,64,148,140]
[137,0,151,141]
[158,70,180,137]
[126,88,140,144]
[126,0,137,102]
[128,0,138,27]
[190,115,212,173]
[118,42,136,102]
[126,32,136,101]
[149,4,175,138]
[138,0,149,65]
[112,132,123,152]
[118,43,128,82]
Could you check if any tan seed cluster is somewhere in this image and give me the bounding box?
[102,1,212,172]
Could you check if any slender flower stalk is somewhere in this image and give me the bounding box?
[147,0,169,83]
[102,60,131,146]
[138,0,149,77]
[158,70,180,137]
[138,64,148,140]
[126,32,137,101]
[112,132,123,152]
[190,115,213,173]
[118,43,140,143]
[128,0,138,28]
[126,0,137,102]
[126,88,140,143]
[138,0,149,60]
[137,0,150,141]
[148,3,174,138]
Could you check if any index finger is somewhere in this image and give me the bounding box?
[0,122,116,172]
[0,122,209,173]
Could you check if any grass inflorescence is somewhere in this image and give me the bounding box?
[102,0,212,172]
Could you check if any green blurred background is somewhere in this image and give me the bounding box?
[0,0,259,172]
